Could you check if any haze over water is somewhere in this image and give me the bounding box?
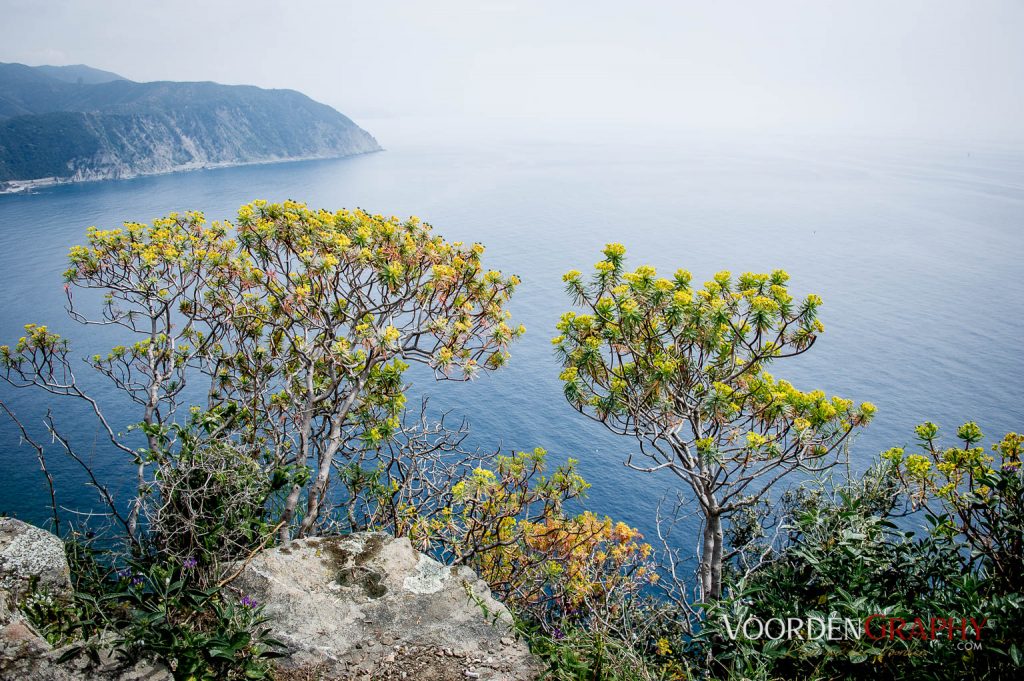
[1,120,1022,543]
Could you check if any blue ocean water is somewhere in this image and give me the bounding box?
[1,122,1022,546]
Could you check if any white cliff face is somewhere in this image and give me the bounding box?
[56,109,381,183]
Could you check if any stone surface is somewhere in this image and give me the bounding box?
[0,623,171,681]
[0,518,170,681]
[0,521,540,680]
[0,517,71,602]
[232,532,542,681]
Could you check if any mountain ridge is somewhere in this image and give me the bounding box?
[31,63,126,85]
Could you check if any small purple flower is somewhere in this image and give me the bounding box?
[240,595,259,609]
[552,627,565,640]
[116,568,133,582]
[182,557,198,570]
[131,576,145,587]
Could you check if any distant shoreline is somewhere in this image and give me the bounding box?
[0,149,383,195]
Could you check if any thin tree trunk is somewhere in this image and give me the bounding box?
[299,415,344,536]
[700,507,724,600]
[278,483,302,544]
[297,370,369,537]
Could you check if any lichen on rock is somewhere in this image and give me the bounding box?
[0,518,171,680]
[231,532,541,680]
[0,517,71,602]
[0,520,542,680]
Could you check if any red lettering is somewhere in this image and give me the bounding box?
[864,614,887,640]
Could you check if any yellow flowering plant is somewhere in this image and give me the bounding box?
[3,212,239,537]
[1,202,524,547]
[334,432,656,632]
[224,202,524,538]
[886,422,1023,591]
[554,245,873,601]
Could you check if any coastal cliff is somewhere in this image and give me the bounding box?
[0,63,381,191]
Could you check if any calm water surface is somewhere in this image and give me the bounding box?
[1,122,1022,544]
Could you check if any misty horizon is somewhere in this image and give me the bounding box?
[1,0,1022,144]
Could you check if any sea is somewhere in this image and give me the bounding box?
[1,118,1022,548]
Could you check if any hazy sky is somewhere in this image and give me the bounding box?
[1,0,1022,141]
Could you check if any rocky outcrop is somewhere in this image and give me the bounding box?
[0,617,170,681]
[232,533,542,680]
[0,521,541,680]
[0,517,71,602]
[0,517,170,680]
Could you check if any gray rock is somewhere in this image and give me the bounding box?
[232,532,542,681]
[0,620,172,681]
[0,517,71,603]
[0,521,540,680]
[0,519,170,681]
